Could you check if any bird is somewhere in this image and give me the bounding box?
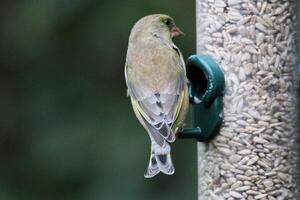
[124,14,189,178]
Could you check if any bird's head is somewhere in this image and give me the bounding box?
[130,14,184,43]
[156,14,184,39]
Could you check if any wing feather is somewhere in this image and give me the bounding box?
[125,44,186,146]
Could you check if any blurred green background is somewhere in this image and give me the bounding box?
[0,0,196,200]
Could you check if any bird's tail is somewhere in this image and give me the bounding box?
[144,142,175,178]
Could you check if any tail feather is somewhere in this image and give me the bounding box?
[155,153,175,175]
[144,154,160,178]
[144,142,174,178]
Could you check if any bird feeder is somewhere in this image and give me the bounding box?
[179,55,225,141]
[179,0,299,199]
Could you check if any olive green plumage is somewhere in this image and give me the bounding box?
[124,14,189,178]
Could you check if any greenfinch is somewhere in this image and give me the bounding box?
[125,14,189,178]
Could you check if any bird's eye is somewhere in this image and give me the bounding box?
[164,19,171,26]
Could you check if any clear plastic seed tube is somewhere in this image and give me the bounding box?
[196,0,299,199]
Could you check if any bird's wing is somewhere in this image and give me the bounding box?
[125,45,186,146]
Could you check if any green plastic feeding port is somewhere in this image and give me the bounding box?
[178,55,225,141]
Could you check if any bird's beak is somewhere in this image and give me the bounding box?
[171,26,184,38]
